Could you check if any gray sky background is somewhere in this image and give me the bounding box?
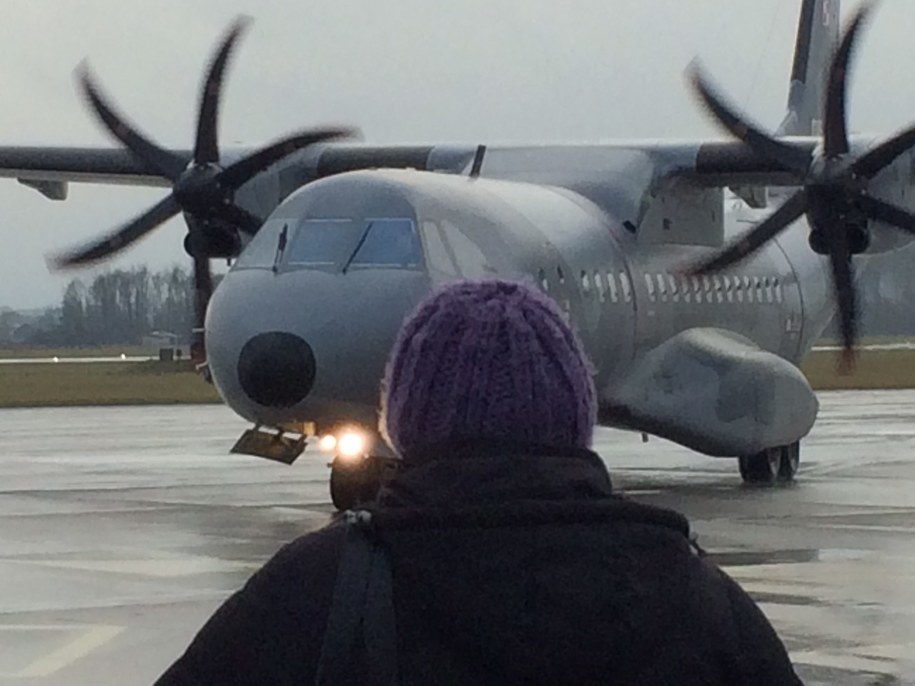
[2,0,913,309]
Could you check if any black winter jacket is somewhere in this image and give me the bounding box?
[157,445,802,685]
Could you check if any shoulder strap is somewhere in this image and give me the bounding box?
[315,511,398,686]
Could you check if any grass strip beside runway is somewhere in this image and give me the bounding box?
[0,361,222,407]
[0,346,913,407]
[800,347,915,390]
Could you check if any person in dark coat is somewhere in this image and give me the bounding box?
[157,279,803,685]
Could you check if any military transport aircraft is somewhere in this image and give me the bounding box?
[3,0,915,509]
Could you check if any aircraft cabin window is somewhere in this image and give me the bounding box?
[691,275,702,304]
[581,271,591,295]
[606,272,619,303]
[539,268,549,292]
[656,274,668,302]
[681,275,691,303]
[349,218,423,269]
[645,273,656,301]
[723,276,734,303]
[668,274,679,303]
[744,276,753,303]
[735,276,744,303]
[557,266,566,285]
[713,276,723,303]
[764,277,773,303]
[593,271,605,302]
[774,278,784,303]
[620,272,632,302]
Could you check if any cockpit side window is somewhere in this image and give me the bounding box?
[232,218,289,269]
[348,218,423,269]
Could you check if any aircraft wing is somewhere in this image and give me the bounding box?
[598,328,819,457]
[0,146,193,193]
[0,138,818,200]
[680,139,820,187]
[0,143,447,202]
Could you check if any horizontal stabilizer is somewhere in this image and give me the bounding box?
[600,328,818,456]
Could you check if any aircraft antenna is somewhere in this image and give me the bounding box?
[469,144,486,178]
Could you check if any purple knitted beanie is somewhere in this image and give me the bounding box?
[380,279,596,459]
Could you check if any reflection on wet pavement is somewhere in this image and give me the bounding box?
[1,392,915,684]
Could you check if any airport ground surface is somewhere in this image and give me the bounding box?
[1,394,915,684]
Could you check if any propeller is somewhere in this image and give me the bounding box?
[686,2,915,370]
[53,17,356,359]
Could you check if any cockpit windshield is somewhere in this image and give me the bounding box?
[233,217,423,272]
[288,218,423,271]
[286,219,355,267]
[348,219,423,269]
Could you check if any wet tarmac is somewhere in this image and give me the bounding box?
[1,393,915,684]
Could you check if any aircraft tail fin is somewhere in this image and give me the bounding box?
[777,0,840,136]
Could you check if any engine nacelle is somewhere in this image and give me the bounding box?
[183,223,242,259]
[807,214,870,256]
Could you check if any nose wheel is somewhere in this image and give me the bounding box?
[329,455,399,511]
[738,442,800,485]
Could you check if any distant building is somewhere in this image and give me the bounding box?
[143,331,189,360]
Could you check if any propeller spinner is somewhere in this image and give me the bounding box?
[687,2,915,370]
[53,17,356,359]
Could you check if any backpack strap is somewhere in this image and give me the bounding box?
[315,510,398,686]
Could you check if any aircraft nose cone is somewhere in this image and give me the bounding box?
[237,332,316,408]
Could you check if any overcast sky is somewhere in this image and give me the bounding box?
[2,0,913,309]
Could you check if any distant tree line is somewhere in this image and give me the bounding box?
[824,242,915,340]
[5,249,915,348]
[49,266,196,346]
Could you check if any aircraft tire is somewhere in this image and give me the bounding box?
[330,456,366,511]
[329,455,400,511]
[777,442,800,482]
[738,448,781,485]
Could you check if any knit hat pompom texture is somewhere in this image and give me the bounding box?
[380,279,596,458]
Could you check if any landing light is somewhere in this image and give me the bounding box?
[318,435,337,452]
[338,431,366,459]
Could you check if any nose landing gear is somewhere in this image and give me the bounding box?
[329,455,399,511]
[738,442,800,485]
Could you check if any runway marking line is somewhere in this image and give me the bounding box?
[790,648,902,676]
[0,624,124,677]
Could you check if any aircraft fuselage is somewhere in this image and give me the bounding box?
[207,167,838,454]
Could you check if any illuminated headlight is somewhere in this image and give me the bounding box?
[318,435,337,452]
[337,431,366,458]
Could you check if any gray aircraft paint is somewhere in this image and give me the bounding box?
[779,0,840,136]
[5,0,912,461]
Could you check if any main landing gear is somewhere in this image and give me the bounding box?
[738,441,800,485]
[329,454,399,511]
